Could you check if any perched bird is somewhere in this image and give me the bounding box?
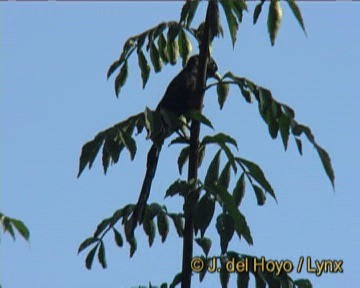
[128,55,220,235]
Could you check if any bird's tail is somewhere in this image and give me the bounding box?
[128,143,162,234]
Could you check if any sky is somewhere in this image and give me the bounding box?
[1,2,359,288]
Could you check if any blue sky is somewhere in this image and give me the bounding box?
[1,2,359,288]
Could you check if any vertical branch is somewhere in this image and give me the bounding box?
[181,2,214,288]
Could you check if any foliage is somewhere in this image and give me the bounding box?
[0,212,30,242]
[78,1,333,287]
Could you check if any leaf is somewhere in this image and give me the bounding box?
[78,135,104,177]
[315,144,335,189]
[169,272,182,288]
[118,129,137,160]
[178,28,192,67]
[208,1,223,41]
[177,146,190,175]
[295,137,303,155]
[78,237,98,254]
[286,0,307,35]
[218,161,231,190]
[150,42,162,73]
[233,173,245,207]
[268,0,283,46]
[98,241,107,269]
[10,218,30,241]
[204,150,221,186]
[217,82,230,110]
[113,228,123,247]
[143,211,156,246]
[85,245,98,270]
[165,179,191,198]
[220,0,238,47]
[211,185,253,245]
[188,111,214,130]
[157,211,169,242]
[202,133,238,150]
[157,33,169,64]
[167,24,180,65]
[93,218,111,238]
[107,60,120,80]
[195,237,212,256]
[216,213,235,254]
[293,279,313,288]
[252,184,266,206]
[114,62,128,97]
[137,50,151,88]
[237,158,276,202]
[194,194,216,237]
[279,113,291,150]
[169,213,184,237]
[2,217,15,240]
[237,271,250,288]
[129,236,137,258]
[253,0,265,25]
[220,265,230,288]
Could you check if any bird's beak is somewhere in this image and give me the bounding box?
[214,72,222,81]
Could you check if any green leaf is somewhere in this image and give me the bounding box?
[217,82,230,110]
[188,111,214,130]
[114,62,128,97]
[279,113,291,150]
[216,213,235,254]
[237,158,276,202]
[180,0,199,28]
[253,0,265,25]
[157,211,169,242]
[195,237,212,256]
[315,144,335,189]
[165,179,192,198]
[268,0,283,46]
[237,271,250,288]
[177,146,190,175]
[252,185,266,206]
[220,0,239,47]
[178,28,192,67]
[113,228,123,247]
[286,0,307,35]
[198,144,206,169]
[150,42,162,73]
[169,272,182,288]
[157,33,169,64]
[137,32,148,51]
[208,1,223,41]
[295,137,303,155]
[167,24,180,65]
[85,245,98,270]
[143,211,156,246]
[97,241,107,269]
[211,185,253,245]
[169,213,184,237]
[154,22,167,39]
[194,194,216,237]
[78,237,98,254]
[233,173,245,207]
[204,150,221,186]
[118,129,137,160]
[2,216,15,240]
[129,236,137,258]
[93,218,111,238]
[218,161,231,190]
[199,255,208,282]
[78,134,104,177]
[220,265,230,288]
[10,218,30,241]
[294,279,313,288]
[137,50,151,89]
[107,60,121,80]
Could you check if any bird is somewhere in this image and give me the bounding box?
[127,55,220,236]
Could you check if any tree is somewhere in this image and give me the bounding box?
[77,1,334,287]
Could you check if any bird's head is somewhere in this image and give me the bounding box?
[185,55,221,81]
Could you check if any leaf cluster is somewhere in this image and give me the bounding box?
[0,212,30,242]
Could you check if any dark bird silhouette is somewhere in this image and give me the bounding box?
[128,55,219,235]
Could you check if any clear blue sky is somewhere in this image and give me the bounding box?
[1,2,359,288]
